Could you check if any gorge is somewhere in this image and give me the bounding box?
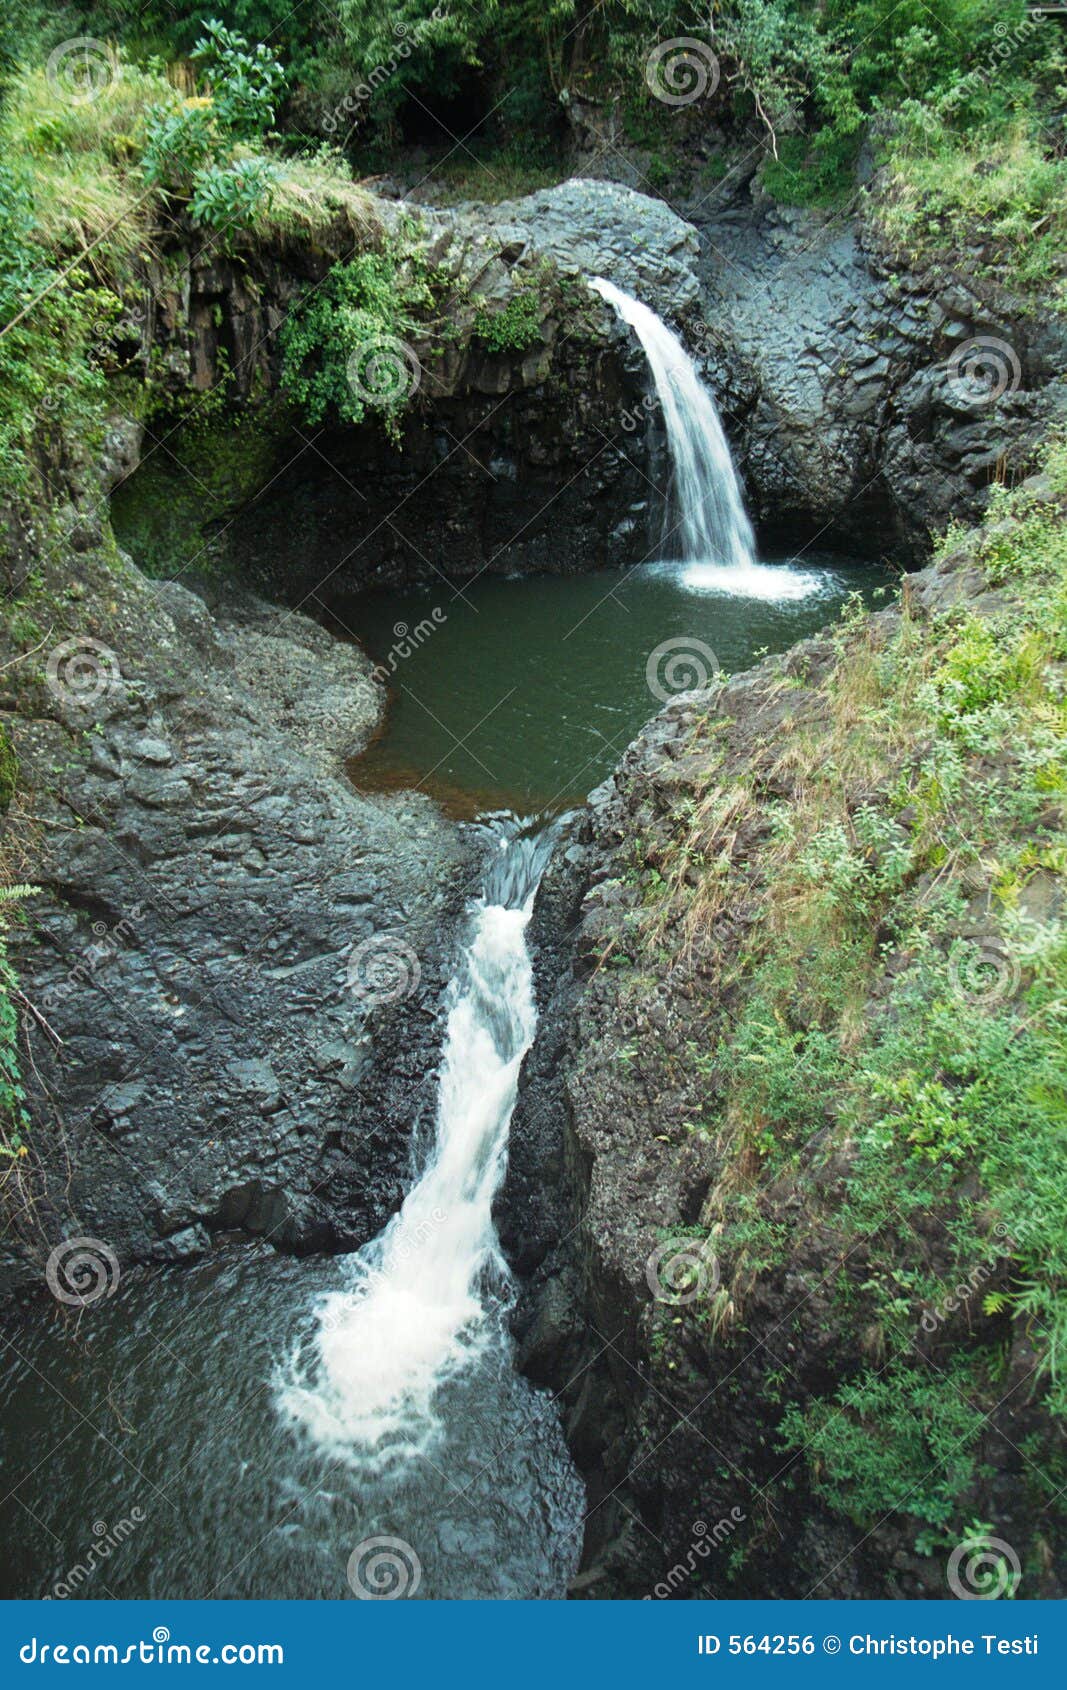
[0,267,895,1599]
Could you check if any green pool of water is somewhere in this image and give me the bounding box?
[340,553,898,816]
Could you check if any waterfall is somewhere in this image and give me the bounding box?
[280,813,560,1465]
[592,276,819,601]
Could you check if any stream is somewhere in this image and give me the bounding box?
[0,285,896,1600]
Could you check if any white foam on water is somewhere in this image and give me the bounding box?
[278,816,555,1467]
[645,556,829,602]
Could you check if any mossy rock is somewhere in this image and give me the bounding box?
[110,402,291,580]
[0,721,17,814]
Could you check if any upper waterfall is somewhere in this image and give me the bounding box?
[591,275,757,572]
[593,277,822,601]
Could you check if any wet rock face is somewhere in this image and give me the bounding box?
[2,548,478,1297]
[476,180,703,323]
[681,204,1067,559]
[120,199,662,594]
[455,178,1067,563]
[224,381,655,598]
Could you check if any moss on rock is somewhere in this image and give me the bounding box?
[0,721,17,814]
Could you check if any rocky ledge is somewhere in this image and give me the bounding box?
[0,504,480,1294]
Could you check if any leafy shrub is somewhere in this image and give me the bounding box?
[472,277,545,353]
[779,1362,987,1526]
[141,22,285,227]
[191,17,288,139]
[760,127,863,207]
[141,101,217,191]
[279,242,435,430]
[188,157,279,228]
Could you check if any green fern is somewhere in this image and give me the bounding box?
[0,882,38,1157]
[0,884,40,905]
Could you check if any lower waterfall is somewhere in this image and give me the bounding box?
[280,814,561,1466]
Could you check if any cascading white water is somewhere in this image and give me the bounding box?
[591,275,820,601]
[591,275,756,570]
[280,814,560,1466]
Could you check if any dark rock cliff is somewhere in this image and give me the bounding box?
[107,199,660,602]
[463,179,1067,564]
